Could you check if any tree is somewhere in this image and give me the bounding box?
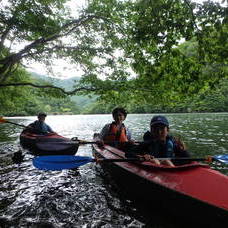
[76,0,228,106]
[0,0,123,94]
[0,0,227,106]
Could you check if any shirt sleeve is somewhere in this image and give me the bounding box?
[46,124,54,133]
[99,124,110,140]
[28,122,34,128]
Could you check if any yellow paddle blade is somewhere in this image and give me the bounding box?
[0,116,7,123]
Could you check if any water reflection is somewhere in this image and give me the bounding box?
[0,113,228,227]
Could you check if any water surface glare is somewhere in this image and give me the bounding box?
[0,113,228,227]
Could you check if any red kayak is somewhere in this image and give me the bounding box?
[92,136,228,226]
[20,131,79,156]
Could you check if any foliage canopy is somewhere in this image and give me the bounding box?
[0,0,228,114]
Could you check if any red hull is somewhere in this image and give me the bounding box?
[20,132,78,156]
[92,141,228,225]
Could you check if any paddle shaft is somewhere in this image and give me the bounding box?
[4,120,27,128]
[37,140,143,145]
[58,158,144,163]
[94,156,226,164]
[73,156,213,163]
[1,117,52,134]
[36,141,140,145]
[169,157,211,162]
[170,156,225,163]
[96,157,144,163]
[94,157,220,166]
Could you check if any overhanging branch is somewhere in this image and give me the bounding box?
[0,82,97,95]
[0,81,155,96]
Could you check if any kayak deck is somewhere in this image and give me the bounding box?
[20,132,79,156]
[92,140,228,225]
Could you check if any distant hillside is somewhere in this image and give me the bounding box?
[30,71,96,110]
[30,71,80,89]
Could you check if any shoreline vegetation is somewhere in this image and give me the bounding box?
[1,71,228,117]
[0,72,228,117]
[2,111,228,118]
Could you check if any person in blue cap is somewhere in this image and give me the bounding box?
[125,115,190,166]
[141,115,190,166]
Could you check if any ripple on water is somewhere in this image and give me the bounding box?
[1,114,228,227]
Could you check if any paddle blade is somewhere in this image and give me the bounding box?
[33,155,94,170]
[0,117,6,123]
[214,155,228,164]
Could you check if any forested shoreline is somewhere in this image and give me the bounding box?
[1,63,228,116]
[1,72,228,116]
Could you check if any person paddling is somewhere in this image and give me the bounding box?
[126,115,190,166]
[25,112,56,135]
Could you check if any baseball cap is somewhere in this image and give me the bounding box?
[150,115,169,127]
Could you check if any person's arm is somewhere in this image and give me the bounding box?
[28,122,34,127]
[173,136,190,157]
[125,144,160,165]
[99,124,110,140]
[125,144,142,158]
[172,137,191,165]
[46,124,57,134]
[46,125,54,133]
[125,133,150,158]
[94,124,111,147]
[23,122,36,133]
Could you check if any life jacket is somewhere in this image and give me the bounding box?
[142,131,190,164]
[146,136,175,158]
[103,122,128,143]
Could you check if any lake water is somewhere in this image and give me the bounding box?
[0,113,228,227]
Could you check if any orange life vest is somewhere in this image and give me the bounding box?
[103,123,128,143]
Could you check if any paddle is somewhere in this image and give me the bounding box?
[33,154,228,171]
[37,141,98,145]
[33,155,143,170]
[0,116,28,128]
[35,139,142,146]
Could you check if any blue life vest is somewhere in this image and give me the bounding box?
[143,131,177,158]
[146,137,175,158]
[166,139,174,157]
[141,131,190,163]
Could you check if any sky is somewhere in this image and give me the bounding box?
[26,0,225,79]
[26,0,87,79]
